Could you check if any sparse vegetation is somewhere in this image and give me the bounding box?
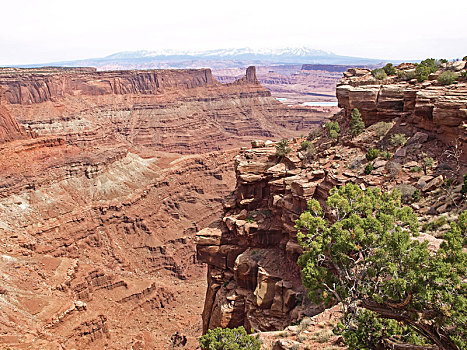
[423,156,434,175]
[364,163,373,175]
[296,184,467,349]
[380,150,392,160]
[382,63,396,75]
[462,174,467,197]
[366,147,380,161]
[371,68,387,80]
[370,121,392,137]
[415,58,438,82]
[438,71,458,85]
[422,216,448,232]
[199,326,261,350]
[349,108,365,137]
[410,166,422,173]
[397,69,417,81]
[390,133,407,147]
[325,121,340,140]
[300,140,313,151]
[275,138,291,157]
[307,128,322,141]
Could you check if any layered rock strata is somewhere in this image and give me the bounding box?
[337,66,467,158]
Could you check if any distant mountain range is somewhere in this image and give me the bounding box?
[16,47,387,70]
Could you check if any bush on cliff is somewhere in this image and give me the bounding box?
[350,108,365,137]
[415,58,438,82]
[296,184,466,350]
[383,63,396,76]
[199,326,261,350]
[325,121,340,140]
[275,138,291,157]
[365,147,380,161]
[438,71,458,85]
[371,68,387,80]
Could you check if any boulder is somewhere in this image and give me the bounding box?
[422,175,444,192]
[254,267,281,309]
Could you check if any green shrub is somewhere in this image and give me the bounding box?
[390,133,407,146]
[463,56,467,61]
[300,140,312,151]
[422,216,447,232]
[366,147,380,161]
[325,121,340,140]
[380,151,392,160]
[415,58,438,82]
[462,71,467,78]
[423,157,434,175]
[412,189,421,202]
[307,128,322,141]
[439,58,448,64]
[364,163,373,175]
[199,326,261,350]
[461,174,467,196]
[275,138,291,157]
[397,70,417,81]
[296,184,467,349]
[410,166,422,173]
[370,121,392,137]
[383,63,396,75]
[438,71,458,85]
[371,68,387,80]
[350,108,365,137]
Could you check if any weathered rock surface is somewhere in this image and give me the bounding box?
[336,67,467,159]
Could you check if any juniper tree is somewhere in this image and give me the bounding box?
[350,108,365,137]
[296,184,466,350]
[199,326,261,350]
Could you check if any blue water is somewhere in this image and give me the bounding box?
[302,101,338,107]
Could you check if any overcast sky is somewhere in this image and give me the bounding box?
[2,0,466,65]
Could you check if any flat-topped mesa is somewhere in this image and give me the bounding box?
[0,67,216,104]
[336,63,467,157]
[0,87,26,142]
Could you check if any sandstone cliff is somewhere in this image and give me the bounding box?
[197,66,467,339]
[0,66,334,349]
[336,65,467,159]
[0,87,26,142]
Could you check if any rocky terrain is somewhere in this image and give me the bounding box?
[0,67,333,349]
[197,62,466,349]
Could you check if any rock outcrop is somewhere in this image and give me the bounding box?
[0,87,26,142]
[1,67,330,154]
[337,65,467,159]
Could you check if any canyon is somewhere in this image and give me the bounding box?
[0,66,332,349]
[196,63,466,348]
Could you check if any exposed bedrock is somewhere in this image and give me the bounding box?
[336,68,467,158]
[1,67,330,154]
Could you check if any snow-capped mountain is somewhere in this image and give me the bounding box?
[105,47,337,60]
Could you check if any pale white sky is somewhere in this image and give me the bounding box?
[2,0,466,65]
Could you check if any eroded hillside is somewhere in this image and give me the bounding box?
[0,67,333,349]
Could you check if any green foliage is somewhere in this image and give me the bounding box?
[275,138,291,157]
[296,184,467,349]
[325,121,340,140]
[423,157,434,175]
[366,147,380,161]
[307,128,322,141]
[410,166,422,173]
[380,151,392,160]
[390,133,407,147]
[415,58,438,82]
[397,70,417,81]
[422,216,447,232]
[364,163,373,175]
[462,71,467,78]
[412,189,421,202]
[371,68,387,80]
[199,326,261,350]
[383,63,396,75]
[438,71,458,85]
[439,58,448,64]
[463,56,467,61]
[461,174,467,197]
[370,121,392,137]
[350,108,365,137]
[300,140,313,151]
